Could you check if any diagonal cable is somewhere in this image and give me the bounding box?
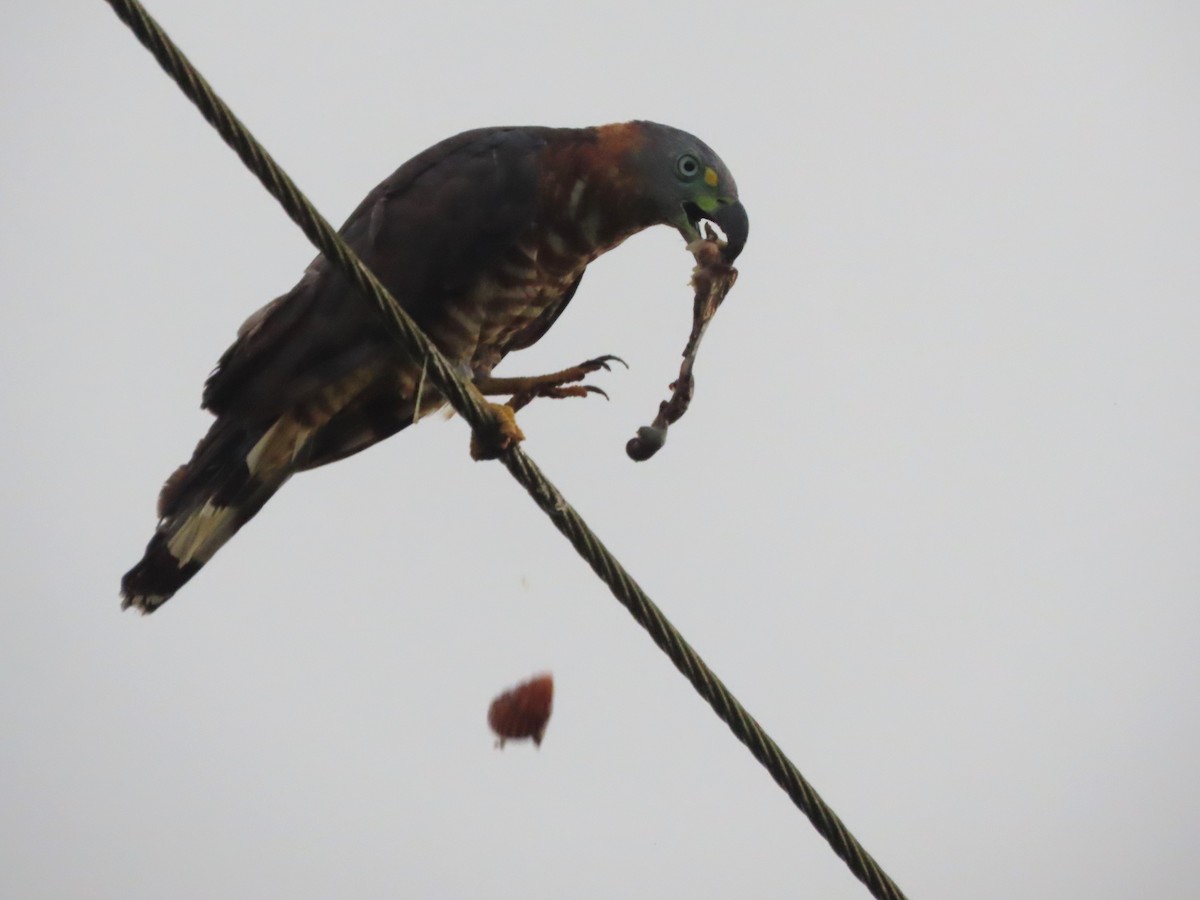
[100,2,909,897]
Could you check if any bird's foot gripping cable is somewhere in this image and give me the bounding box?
[626,227,739,461]
[470,402,527,460]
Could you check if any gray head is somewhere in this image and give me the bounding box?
[624,121,749,261]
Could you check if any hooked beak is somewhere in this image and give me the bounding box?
[682,199,749,262]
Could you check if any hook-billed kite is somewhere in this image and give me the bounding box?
[122,121,748,612]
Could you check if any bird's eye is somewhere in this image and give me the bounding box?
[675,154,700,180]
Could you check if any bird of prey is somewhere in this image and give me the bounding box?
[121,121,748,612]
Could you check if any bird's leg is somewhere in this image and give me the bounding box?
[469,355,625,459]
[474,355,627,413]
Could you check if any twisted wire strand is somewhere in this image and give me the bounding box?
[100,2,909,897]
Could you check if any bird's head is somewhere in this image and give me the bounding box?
[628,121,748,262]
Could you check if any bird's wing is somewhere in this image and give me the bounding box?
[201,126,548,422]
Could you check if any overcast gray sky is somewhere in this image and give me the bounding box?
[3,2,1198,897]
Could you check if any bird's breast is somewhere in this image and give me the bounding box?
[422,228,596,377]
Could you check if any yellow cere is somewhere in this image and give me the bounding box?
[704,167,719,187]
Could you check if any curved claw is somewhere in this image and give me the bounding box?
[537,383,609,401]
[584,354,628,372]
[506,382,610,412]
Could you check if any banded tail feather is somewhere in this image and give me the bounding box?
[120,415,310,613]
[121,379,421,612]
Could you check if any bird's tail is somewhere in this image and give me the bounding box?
[121,413,314,613]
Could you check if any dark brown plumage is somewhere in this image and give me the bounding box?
[121,122,748,612]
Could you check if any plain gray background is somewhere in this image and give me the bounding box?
[3,1,1198,897]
